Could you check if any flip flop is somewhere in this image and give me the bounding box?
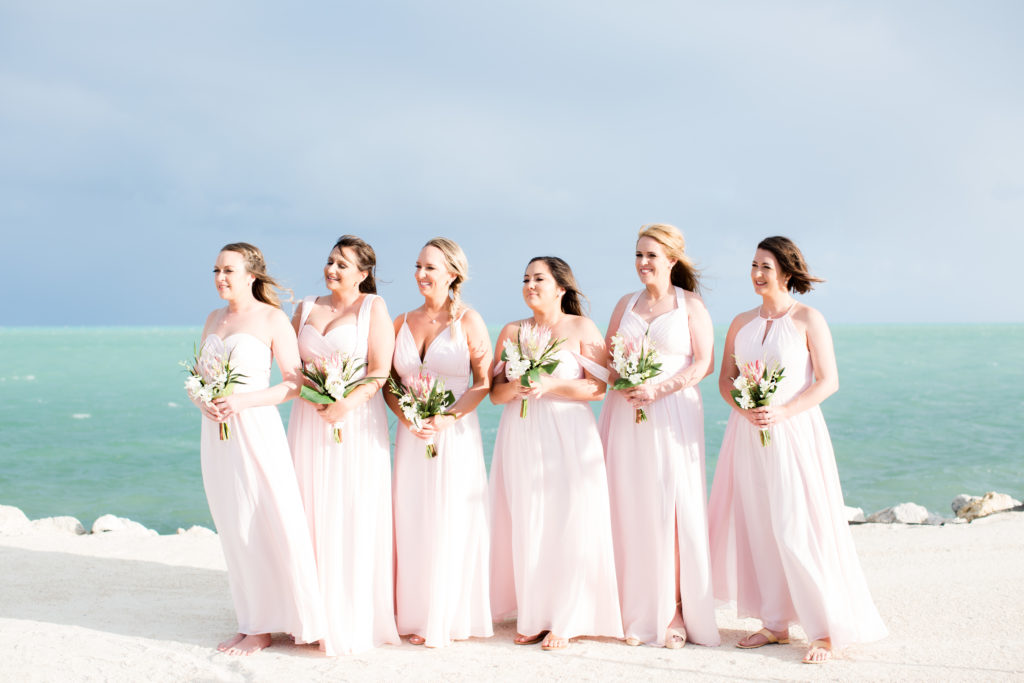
[736,628,789,649]
[408,635,425,646]
[665,627,686,650]
[541,633,569,651]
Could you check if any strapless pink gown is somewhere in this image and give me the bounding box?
[286,295,400,655]
[707,310,887,648]
[392,313,493,647]
[598,288,720,646]
[490,349,623,640]
[199,332,325,643]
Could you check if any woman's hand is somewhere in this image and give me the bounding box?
[516,375,549,402]
[749,404,789,428]
[624,383,657,409]
[212,393,249,421]
[316,395,354,424]
[410,414,457,440]
[198,399,223,422]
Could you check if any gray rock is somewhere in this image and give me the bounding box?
[0,505,31,535]
[845,506,866,523]
[924,512,948,526]
[91,514,158,536]
[866,502,930,524]
[951,494,979,515]
[176,525,216,537]
[956,491,1023,522]
[31,516,86,535]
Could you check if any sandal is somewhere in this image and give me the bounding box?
[541,633,569,651]
[736,628,789,649]
[408,635,425,646]
[665,627,686,649]
[802,639,832,664]
[514,630,548,645]
[624,636,642,646]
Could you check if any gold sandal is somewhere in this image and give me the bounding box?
[736,628,789,649]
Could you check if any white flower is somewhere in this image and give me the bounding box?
[185,375,203,398]
[733,376,747,391]
[506,358,530,380]
[628,373,643,385]
[325,378,345,400]
[758,379,771,395]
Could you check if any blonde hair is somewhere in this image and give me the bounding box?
[637,223,701,293]
[220,242,292,308]
[424,237,469,317]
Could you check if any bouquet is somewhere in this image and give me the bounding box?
[300,352,384,443]
[501,321,564,418]
[610,329,663,423]
[182,338,247,440]
[388,371,456,458]
[730,358,785,446]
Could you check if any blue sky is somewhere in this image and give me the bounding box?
[2,1,1022,327]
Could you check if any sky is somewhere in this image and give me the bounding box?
[2,1,1022,327]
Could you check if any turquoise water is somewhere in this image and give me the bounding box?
[1,325,1021,534]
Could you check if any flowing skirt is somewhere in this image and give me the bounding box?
[393,413,493,646]
[200,407,325,642]
[287,395,400,655]
[708,407,887,648]
[490,398,623,639]
[599,387,720,646]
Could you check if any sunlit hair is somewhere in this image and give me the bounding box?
[527,256,589,317]
[424,237,469,317]
[756,235,825,294]
[637,223,701,294]
[333,235,378,294]
[220,242,292,309]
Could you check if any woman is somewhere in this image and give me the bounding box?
[707,236,887,664]
[489,256,623,651]
[286,235,400,655]
[387,237,493,647]
[598,224,720,649]
[194,242,325,655]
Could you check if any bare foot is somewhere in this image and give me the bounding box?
[224,633,272,656]
[408,635,426,646]
[217,633,245,652]
[541,633,569,651]
[665,626,686,649]
[736,627,789,649]
[803,638,832,664]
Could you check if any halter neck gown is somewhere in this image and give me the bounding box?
[707,308,887,649]
[598,288,720,647]
[199,332,325,643]
[287,295,400,655]
[392,312,493,647]
[490,342,624,640]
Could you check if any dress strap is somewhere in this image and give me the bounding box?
[298,295,317,329]
[572,351,610,384]
[356,293,377,338]
[626,290,644,316]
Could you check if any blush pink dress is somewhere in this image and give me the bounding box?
[199,332,326,643]
[392,312,493,647]
[490,347,624,640]
[286,295,400,656]
[598,288,720,647]
[707,308,887,649]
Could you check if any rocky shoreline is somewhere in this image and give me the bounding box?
[3,491,1021,538]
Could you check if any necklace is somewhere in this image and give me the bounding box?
[759,300,795,319]
[643,290,671,312]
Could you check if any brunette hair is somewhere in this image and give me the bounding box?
[220,242,292,308]
[527,256,589,317]
[756,236,825,294]
[333,235,378,293]
[424,237,469,317]
[637,223,702,293]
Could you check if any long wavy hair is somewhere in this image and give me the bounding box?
[757,236,824,294]
[220,242,291,308]
[527,256,589,317]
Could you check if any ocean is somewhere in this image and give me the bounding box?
[1,325,1021,534]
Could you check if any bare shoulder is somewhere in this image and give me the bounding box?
[730,307,760,332]
[682,290,709,314]
[368,293,390,316]
[791,302,828,329]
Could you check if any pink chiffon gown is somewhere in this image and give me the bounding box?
[286,295,400,656]
[392,312,493,647]
[707,308,887,649]
[199,333,326,643]
[490,349,624,640]
[598,288,720,647]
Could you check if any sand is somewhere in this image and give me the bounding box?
[2,511,1023,682]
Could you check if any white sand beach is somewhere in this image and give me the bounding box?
[2,510,1023,682]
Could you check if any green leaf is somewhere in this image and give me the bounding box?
[300,385,335,404]
[612,378,635,391]
[342,376,385,398]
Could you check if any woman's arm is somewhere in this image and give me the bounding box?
[489,322,521,406]
[526,317,607,403]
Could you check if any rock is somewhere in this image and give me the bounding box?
[31,516,86,535]
[845,506,866,523]
[924,512,948,526]
[956,491,1023,522]
[866,502,930,524]
[176,525,216,537]
[951,494,979,515]
[0,505,31,535]
[91,514,158,536]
